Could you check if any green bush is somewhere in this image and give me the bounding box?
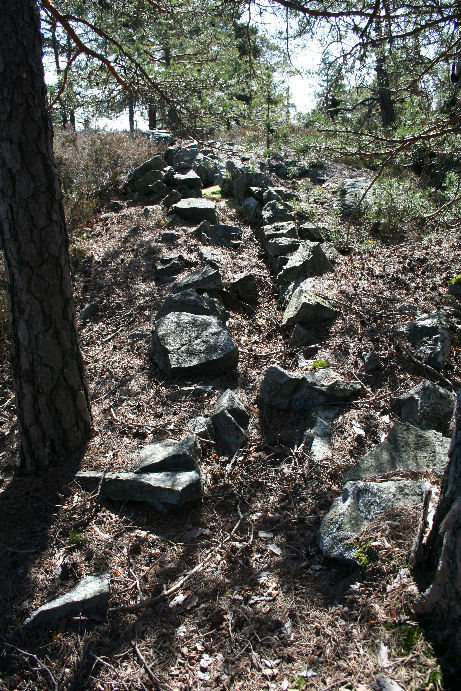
[54,130,160,232]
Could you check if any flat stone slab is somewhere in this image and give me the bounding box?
[265,237,301,258]
[394,379,455,433]
[201,223,243,248]
[172,170,202,189]
[152,312,238,375]
[135,435,201,473]
[282,287,338,327]
[171,198,217,224]
[320,480,428,562]
[344,421,450,482]
[172,265,223,293]
[157,289,227,322]
[260,222,298,245]
[262,200,295,225]
[276,242,333,285]
[23,574,110,628]
[259,364,361,412]
[76,470,202,507]
[155,255,192,280]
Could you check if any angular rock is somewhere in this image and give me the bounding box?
[79,300,100,323]
[171,198,218,224]
[126,156,168,187]
[172,265,223,293]
[345,421,450,481]
[135,435,201,473]
[154,255,192,280]
[396,310,451,370]
[158,289,227,322]
[282,287,338,327]
[76,469,202,508]
[260,222,298,245]
[303,406,342,461]
[188,415,215,439]
[162,190,182,208]
[172,170,202,189]
[362,351,381,373]
[394,380,455,433]
[241,197,262,225]
[110,200,124,212]
[319,479,428,562]
[233,171,268,201]
[340,177,371,219]
[165,144,199,171]
[133,169,165,195]
[158,231,180,243]
[262,201,295,225]
[152,312,238,375]
[201,223,243,248]
[193,154,220,186]
[227,273,258,305]
[265,237,301,258]
[175,185,202,199]
[23,574,110,628]
[276,242,333,286]
[211,390,250,455]
[288,324,317,348]
[197,246,221,269]
[259,365,361,412]
[147,180,169,200]
[167,385,214,401]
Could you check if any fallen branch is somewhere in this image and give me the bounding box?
[2,643,58,691]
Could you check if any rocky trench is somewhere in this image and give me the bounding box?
[25,141,458,626]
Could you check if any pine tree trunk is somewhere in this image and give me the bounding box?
[0,0,92,472]
[414,392,461,680]
[129,96,135,134]
[375,55,396,128]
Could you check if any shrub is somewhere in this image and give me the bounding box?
[54,130,161,232]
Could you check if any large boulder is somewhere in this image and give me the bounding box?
[396,310,451,370]
[152,312,238,375]
[233,171,269,201]
[135,435,201,473]
[259,365,361,412]
[344,421,450,482]
[23,574,110,628]
[319,480,428,562]
[76,469,202,508]
[282,286,338,327]
[276,242,333,286]
[157,289,227,322]
[171,198,218,224]
[211,390,250,455]
[172,265,223,293]
[126,156,168,194]
[394,380,455,433]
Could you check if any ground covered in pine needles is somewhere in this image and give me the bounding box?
[0,138,460,690]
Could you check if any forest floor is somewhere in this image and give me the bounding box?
[0,140,460,691]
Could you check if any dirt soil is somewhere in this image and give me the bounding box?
[0,144,460,691]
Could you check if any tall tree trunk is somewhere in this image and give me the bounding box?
[0,0,92,472]
[413,391,461,682]
[129,95,135,134]
[148,103,157,130]
[375,54,396,128]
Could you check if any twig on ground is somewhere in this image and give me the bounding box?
[2,643,58,691]
[132,643,174,690]
[90,652,129,690]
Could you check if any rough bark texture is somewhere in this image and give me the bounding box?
[414,392,461,681]
[0,0,92,471]
[375,55,396,129]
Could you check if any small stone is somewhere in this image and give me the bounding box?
[158,231,180,243]
[188,416,215,439]
[298,224,325,241]
[262,201,295,225]
[157,289,227,322]
[162,190,182,208]
[241,197,262,225]
[211,390,250,455]
[362,351,381,373]
[260,222,298,245]
[282,287,337,327]
[396,310,451,370]
[109,200,124,212]
[154,255,192,280]
[79,301,100,323]
[201,224,243,248]
[135,435,201,473]
[172,170,202,189]
[23,574,110,628]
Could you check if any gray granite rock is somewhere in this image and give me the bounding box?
[262,201,296,225]
[288,324,317,348]
[188,415,215,439]
[76,469,202,507]
[23,574,110,628]
[344,421,450,481]
[79,301,100,323]
[162,190,182,208]
[211,390,250,455]
[362,351,381,373]
[154,255,192,280]
[126,156,168,189]
[282,287,338,327]
[394,380,455,433]
[319,479,428,562]
[233,171,269,201]
[241,197,262,225]
[165,144,199,171]
[157,289,227,322]
[259,365,361,412]
[303,406,342,461]
[340,177,371,219]
[135,435,201,473]
[193,154,220,186]
[201,223,243,248]
[152,312,238,375]
[171,198,218,224]
[298,224,326,241]
[172,265,223,293]
[172,170,202,189]
[276,242,333,286]
[397,310,451,370]
[227,273,258,305]
[260,222,298,245]
[265,237,301,258]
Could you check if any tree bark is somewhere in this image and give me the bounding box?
[129,95,136,134]
[414,391,461,679]
[0,0,92,472]
[375,54,396,129]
